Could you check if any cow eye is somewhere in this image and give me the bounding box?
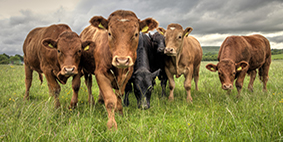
[178,36,182,39]
[232,72,236,75]
[57,50,61,53]
[78,50,81,53]
[135,33,138,37]
[108,32,111,37]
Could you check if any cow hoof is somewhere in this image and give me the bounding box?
[168,96,174,101]
[187,97,193,103]
[23,96,30,101]
[107,120,118,131]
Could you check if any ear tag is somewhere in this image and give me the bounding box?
[48,44,53,48]
[184,32,189,37]
[237,67,242,71]
[210,68,214,71]
[159,31,164,35]
[141,25,149,33]
[98,23,105,29]
[84,45,89,51]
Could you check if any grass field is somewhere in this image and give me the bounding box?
[0,61,283,141]
[272,54,283,60]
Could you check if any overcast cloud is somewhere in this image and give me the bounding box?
[0,0,283,55]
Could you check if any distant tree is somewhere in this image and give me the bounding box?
[15,54,24,61]
[2,53,10,59]
[0,54,9,64]
[9,56,21,65]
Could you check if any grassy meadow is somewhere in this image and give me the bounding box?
[0,60,283,141]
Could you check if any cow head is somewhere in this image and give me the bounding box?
[157,23,192,56]
[42,31,94,80]
[89,10,158,68]
[132,68,161,109]
[206,60,249,90]
[149,32,166,54]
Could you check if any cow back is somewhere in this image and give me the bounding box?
[180,36,203,68]
[218,34,271,70]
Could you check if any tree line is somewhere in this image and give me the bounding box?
[0,48,282,64]
[0,53,24,65]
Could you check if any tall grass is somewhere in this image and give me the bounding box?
[0,61,282,141]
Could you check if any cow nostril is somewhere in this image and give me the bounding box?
[116,57,130,65]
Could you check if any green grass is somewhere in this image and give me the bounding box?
[202,46,220,54]
[272,54,283,60]
[0,61,283,141]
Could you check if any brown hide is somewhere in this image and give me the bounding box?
[157,23,203,102]
[80,10,159,130]
[23,24,92,108]
[206,34,271,97]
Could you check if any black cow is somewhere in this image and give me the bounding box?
[124,32,167,109]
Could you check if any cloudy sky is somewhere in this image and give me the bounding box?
[0,0,283,55]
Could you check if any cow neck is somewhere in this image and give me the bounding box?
[170,45,183,75]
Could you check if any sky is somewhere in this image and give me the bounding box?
[0,0,283,55]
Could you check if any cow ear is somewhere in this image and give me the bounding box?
[82,41,95,51]
[139,18,159,33]
[90,16,108,30]
[236,61,249,72]
[42,38,57,49]
[157,27,166,35]
[151,69,161,80]
[206,63,218,72]
[183,27,193,37]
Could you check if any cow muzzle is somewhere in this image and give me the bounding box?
[222,83,233,90]
[61,66,78,76]
[139,97,150,110]
[112,56,133,68]
[164,48,177,56]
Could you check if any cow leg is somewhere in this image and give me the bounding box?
[95,74,117,130]
[248,70,257,92]
[69,74,81,108]
[123,82,132,107]
[84,74,94,105]
[116,91,123,115]
[235,72,247,98]
[98,91,104,104]
[259,58,271,92]
[24,65,33,100]
[165,68,175,101]
[45,72,61,108]
[193,65,200,91]
[184,66,194,102]
[160,77,167,97]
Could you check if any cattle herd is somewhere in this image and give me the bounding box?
[22,10,272,130]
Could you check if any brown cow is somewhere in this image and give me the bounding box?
[206,34,271,97]
[80,10,158,130]
[157,24,203,102]
[23,24,93,108]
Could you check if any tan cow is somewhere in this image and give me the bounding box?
[206,34,271,97]
[157,24,203,102]
[23,24,93,108]
[80,10,158,130]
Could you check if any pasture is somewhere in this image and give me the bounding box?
[0,60,282,141]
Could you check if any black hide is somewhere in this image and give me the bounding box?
[124,32,167,109]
